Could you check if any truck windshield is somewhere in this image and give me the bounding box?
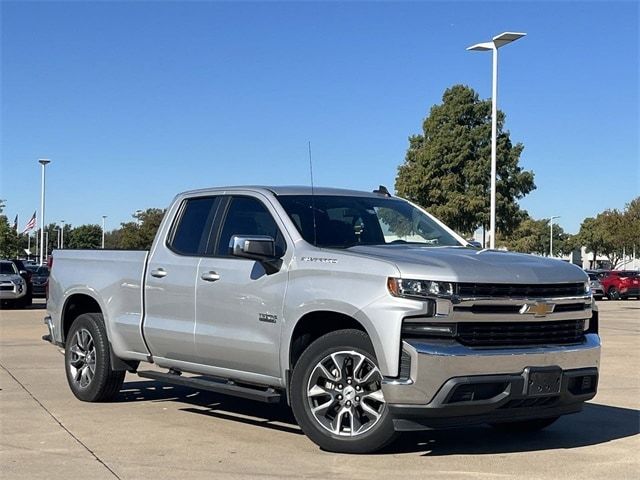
[277,195,462,248]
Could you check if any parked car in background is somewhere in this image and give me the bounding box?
[26,265,49,297]
[587,273,604,300]
[599,271,640,300]
[7,259,33,307]
[0,260,29,308]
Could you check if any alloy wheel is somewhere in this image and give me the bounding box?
[68,328,96,388]
[306,350,386,437]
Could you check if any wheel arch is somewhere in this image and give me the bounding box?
[61,292,137,372]
[289,311,370,371]
[61,293,103,342]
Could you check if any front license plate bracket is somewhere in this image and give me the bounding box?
[523,367,562,397]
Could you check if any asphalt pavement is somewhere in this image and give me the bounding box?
[1,299,638,479]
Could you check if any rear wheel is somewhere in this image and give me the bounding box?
[65,313,125,402]
[290,329,397,453]
[490,416,559,432]
[607,287,620,300]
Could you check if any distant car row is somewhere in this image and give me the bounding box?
[586,269,640,300]
[0,259,49,309]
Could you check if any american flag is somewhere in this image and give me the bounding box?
[22,211,36,234]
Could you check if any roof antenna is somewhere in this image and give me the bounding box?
[308,141,318,247]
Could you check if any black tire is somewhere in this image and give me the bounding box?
[64,312,125,402]
[608,287,620,300]
[490,416,559,432]
[290,329,398,453]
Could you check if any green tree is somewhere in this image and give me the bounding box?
[0,200,20,257]
[500,215,570,256]
[67,224,102,249]
[395,85,535,239]
[105,208,165,249]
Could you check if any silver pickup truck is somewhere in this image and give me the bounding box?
[44,186,600,453]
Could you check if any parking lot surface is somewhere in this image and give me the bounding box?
[1,299,639,479]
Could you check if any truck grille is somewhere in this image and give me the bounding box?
[457,282,585,298]
[456,319,586,347]
[0,285,14,291]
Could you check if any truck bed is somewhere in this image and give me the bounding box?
[48,249,150,359]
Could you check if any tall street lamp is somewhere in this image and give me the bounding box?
[60,220,65,249]
[102,215,107,249]
[38,158,51,265]
[467,32,526,249]
[549,215,561,257]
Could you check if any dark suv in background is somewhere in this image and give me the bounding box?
[25,265,49,297]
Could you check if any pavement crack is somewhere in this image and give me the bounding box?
[0,362,122,479]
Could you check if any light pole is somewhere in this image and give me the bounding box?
[467,32,526,249]
[60,220,65,249]
[549,215,560,257]
[102,215,107,249]
[57,226,61,249]
[38,158,51,265]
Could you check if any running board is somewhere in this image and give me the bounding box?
[137,370,282,403]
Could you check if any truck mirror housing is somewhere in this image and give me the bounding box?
[230,235,276,260]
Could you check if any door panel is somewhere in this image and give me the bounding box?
[194,195,288,377]
[143,196,220,363]
[195,257,287,377]
[144,251,200,362]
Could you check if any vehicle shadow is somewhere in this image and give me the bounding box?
[386,403,640,455]
[119,379,302,435]
[0,302,46,311]
[119,379,638,453]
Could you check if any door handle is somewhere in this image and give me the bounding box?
[201,271,220,282]
[150,268,168,278]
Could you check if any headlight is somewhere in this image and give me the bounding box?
[584,281,591,295]
[387,277,455,299]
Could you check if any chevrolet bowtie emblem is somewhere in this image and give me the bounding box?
[519,302,555,317]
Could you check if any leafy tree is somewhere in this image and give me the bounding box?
[105,208,165,249]
[395,85,535,239]
[621,197,640,256]
[67,224,102,249]
[500,215,570,256]
[0,214,19,258]
[0,200,20,257]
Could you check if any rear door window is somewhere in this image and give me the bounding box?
[169,197,220,256]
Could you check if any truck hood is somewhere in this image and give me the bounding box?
[346,245,588,284]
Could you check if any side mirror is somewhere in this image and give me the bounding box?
[19,270,28,276]
[467,240,482,249]
[230,235,276,260]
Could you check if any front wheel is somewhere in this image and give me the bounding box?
[65,313,125,402]
[608,287,620,300]
[290,329,397,453]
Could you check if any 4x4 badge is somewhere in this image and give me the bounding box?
[519,302,555,317]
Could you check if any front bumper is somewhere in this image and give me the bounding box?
[382,333,600,430]
[0,284,26,300]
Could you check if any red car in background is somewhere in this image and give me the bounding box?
[599,270,640,300]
